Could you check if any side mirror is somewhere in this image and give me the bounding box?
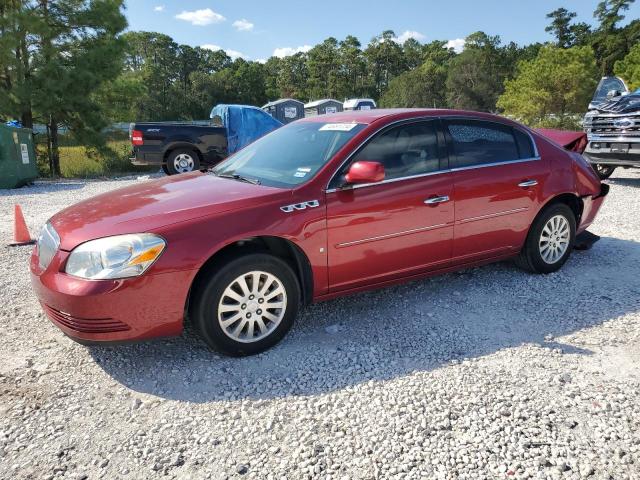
[345,161,385,184]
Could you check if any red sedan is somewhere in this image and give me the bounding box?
[31,109,608,356]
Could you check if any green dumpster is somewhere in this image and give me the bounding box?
[0,124,39,189]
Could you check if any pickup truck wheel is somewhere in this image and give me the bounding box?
[166,149,200,175]
[191,254,300,356]
[516,203,576,274]
[161,164,170,175]
[594,164,616,180]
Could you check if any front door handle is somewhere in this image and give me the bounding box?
[518,180,538,188]
[424,195,450,205]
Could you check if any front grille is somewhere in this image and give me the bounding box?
[584,114,640,138]
[43,305,130,333]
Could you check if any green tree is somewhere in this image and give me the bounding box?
[276,53,309,100]
[338,35,368,99]
[379,60,447,108]
[497,46,598,128]
[545,8,592,47]
[594,0,635,32]
[402,38,424,70]
[591,0,637,74]
[446,32,505,112]
[0,0,127,176]
[307,37,341,99]
[615,43,640,89]
[364,30,407,98]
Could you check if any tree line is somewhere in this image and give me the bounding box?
[1,0,639,175]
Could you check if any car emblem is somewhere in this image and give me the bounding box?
[613,118,634,129]
[280,200,320,213]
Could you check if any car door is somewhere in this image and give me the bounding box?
[325,119,454,292]
[443,118,550,263]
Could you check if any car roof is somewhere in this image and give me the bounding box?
[297,108,519,126]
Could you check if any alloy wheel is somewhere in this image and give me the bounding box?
[218,271,287,343]
[539,214,570,264]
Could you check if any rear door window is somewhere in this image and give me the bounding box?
[446,120,521,168]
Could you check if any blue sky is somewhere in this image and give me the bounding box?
[125,1,640,61]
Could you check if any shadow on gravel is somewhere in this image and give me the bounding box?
[89,236,640,403]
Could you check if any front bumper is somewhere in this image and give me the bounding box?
[584,140,640,167]
[578,183,609,234]
[30,247,195,343]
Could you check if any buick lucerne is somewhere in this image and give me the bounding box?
[31,109,608,355]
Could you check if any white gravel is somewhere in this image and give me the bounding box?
[1,170,640,480]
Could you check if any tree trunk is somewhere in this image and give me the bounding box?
[48,117,61,177]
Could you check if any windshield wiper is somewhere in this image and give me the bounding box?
[214,172,261,185]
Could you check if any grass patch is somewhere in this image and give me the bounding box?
[35,135,156,178]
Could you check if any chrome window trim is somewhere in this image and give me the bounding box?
[324,114,539,193]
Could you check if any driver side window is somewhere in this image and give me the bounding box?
[354,121,443,181]
[329,121,444,189]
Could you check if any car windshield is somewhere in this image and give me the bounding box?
[212,121,366,188]
[593,77,627,102]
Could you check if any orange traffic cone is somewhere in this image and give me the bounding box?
[9,204,35,246]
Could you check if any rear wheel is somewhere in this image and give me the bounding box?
[516,203,576,274]
[594,164,616,180]
[166,149,200,175]
[191,254,300,356]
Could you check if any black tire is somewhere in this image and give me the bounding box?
[594,164,616,180]
[161,164,170,175]
[166,149,200,175]
[515,203,576,274]
[190,254,300,356]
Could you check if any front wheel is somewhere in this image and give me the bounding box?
[516,203,576,274]
[594,164,616,180]
[190,254,300,356]
[166,149,200,175]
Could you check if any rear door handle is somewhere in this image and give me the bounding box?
[518,180,538,188]
[424,195,450,205]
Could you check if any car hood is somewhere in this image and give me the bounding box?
[594,92,640,114]
[50,172,289,250]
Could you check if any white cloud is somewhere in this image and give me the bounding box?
[176,8,226,26]
[272,45,312,58]
[446,38,465,53]
[153,5,164,12]
[201,44,246,60]
[395,30,426,43]
[233,19,254,32]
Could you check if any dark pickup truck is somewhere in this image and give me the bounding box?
[130,104,283,175]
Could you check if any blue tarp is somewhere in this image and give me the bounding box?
[210,104,283,154]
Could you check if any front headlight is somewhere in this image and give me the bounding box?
[65,234,166,280]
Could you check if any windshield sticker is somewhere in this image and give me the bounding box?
[319,123,359,132]
[294,171,307,178]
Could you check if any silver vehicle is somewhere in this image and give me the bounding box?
[583,77,640,179]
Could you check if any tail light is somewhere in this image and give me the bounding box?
[131,130,144,146]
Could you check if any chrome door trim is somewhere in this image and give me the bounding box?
[458,207,529,224]
[335,223,451,248]
[325,114,540,193]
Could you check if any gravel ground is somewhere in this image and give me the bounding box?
[1,171,639,480]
